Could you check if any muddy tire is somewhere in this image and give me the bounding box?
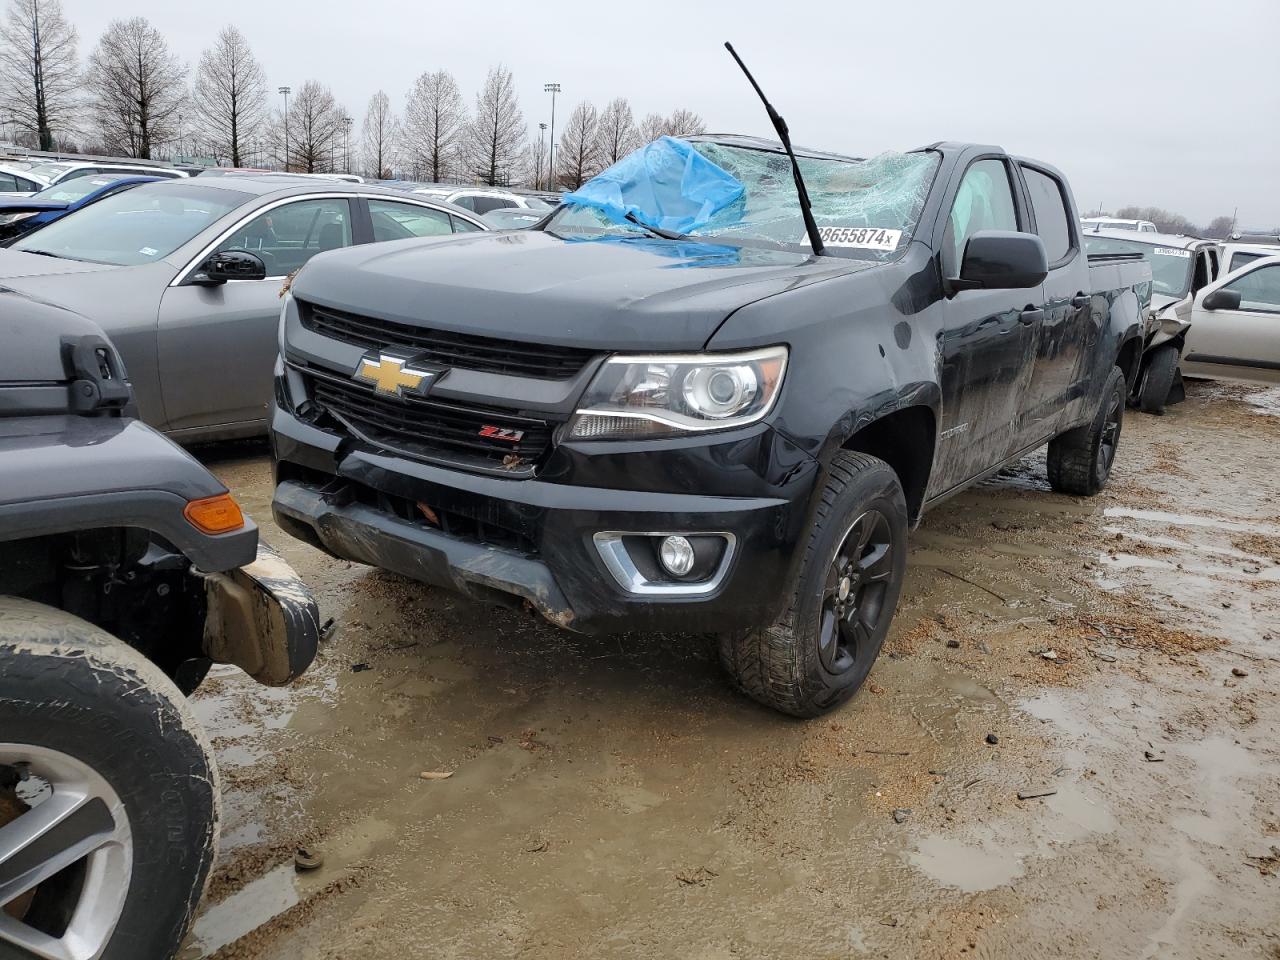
[0,597,218,960]
[1047,365,1125,496]
[1136,344,1179,415]
[718,452,908,718]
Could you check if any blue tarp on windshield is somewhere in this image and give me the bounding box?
[560,136,745,235]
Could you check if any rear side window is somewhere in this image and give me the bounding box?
[1022,167,1072,264]
[470,196,516,215]
[368,199,452,240]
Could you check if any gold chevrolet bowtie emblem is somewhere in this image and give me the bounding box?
[353,352,441,398]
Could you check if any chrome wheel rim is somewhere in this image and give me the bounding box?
[818,509,895,674]
[0,744,133,960]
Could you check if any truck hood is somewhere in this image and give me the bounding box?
[0,249,118,280]
[292,230,863,351]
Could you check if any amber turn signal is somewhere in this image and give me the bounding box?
[183,493,245,534]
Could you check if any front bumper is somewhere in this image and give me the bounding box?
[270,404,819,635]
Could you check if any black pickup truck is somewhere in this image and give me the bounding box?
[270,136,1150,717]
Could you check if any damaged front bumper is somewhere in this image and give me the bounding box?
[270,408,818,635]
[197,542,321,685]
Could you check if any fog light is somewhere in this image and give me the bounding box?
[659,535,695,576]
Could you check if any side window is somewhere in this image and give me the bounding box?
[213,198,352,277]
[1022,167,1072,264]
[1223,265,1280,314]
[368,199,452,241]
[63,168,95,181]
[1231,252,1264,272]
[0,173,18,191]
[450,195,477,212]
[1191,251,1209,293]
[450,214,483,233]
[944,159,1019,275]
[470,196,516,215]
[1206,248,1219,280]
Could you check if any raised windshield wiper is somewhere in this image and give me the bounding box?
[724,42,826,256]
[624,211,688,241]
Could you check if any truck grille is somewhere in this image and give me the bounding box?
[300,301,595,380]
[303,368,554,475]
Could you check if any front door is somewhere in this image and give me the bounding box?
[156,197,354,432]
[931,158,1040,495]
[1185,260,1280,385]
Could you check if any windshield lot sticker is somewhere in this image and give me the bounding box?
[1153,247,1191,258]
[139,246,159,257]
[814,227,901,251]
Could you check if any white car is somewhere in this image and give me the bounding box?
[1081,216,1158,234]
[411,186,552,215]
[21,160,187,186]
[0,164,46,196]
[1183,254,1280,385]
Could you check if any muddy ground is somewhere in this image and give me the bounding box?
[179,381,1280,960]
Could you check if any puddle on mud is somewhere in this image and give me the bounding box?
[182,863,303,958]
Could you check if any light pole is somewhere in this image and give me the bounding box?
[537,122,547,190]
[277,86,291,171]
[543,83,560,190]
[342,116,353,174]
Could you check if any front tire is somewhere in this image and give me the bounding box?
[1047,365,1126,496]
[719,452,908,717]
[1136,344,1179,415]
[0,597,218,960]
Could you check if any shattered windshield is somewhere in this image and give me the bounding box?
[551,141,940,262]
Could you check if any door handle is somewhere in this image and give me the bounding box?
[1071,293,1090,308]
[1019,308,1044,325]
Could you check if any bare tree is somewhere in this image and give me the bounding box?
[637,112,665,145]
[0,0,80,150]
[272,79,341,173]
[403,69,465,182]
[467,64,524,186]
[594,97,636,167]
[1202,215,1234,240]
[86,17,185,158]
[556,100,599,190]
[359,90,399,178]
[664,108,706,138]
[192,25,265,167]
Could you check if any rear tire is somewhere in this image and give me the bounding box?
[1047,365,1125,496]
[718,452,908,718]
[1137,344,1179,415]
[0,597,218,960]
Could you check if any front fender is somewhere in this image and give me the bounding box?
[0,415,256,571]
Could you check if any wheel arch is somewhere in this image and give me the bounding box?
[838,404,937,524]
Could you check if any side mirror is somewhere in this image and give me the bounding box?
[955,230,1048,291]
[1201,288,1241,311]
[192,250,267,285]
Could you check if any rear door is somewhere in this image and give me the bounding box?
[156,196,354,432]
[1018,163,1091,439]
[932,156,1041,493]
[1184,260,1280,385]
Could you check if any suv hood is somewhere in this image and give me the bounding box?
[0,288,113,382]
[292,230,864,351]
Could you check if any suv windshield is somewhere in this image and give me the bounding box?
[13,182,249,265]
[549,141,941,262]
[1083,235,1194,298]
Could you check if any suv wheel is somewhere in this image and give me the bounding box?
[719,452,908,717]
[1047,365,1125,496]
[1136,344,1179,415]
[0,597,218,960]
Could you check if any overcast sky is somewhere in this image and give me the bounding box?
[59,0,1280,227]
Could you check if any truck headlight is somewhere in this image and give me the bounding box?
[567,346,787,440]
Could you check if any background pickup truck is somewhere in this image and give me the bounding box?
[270,135,1151,717]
